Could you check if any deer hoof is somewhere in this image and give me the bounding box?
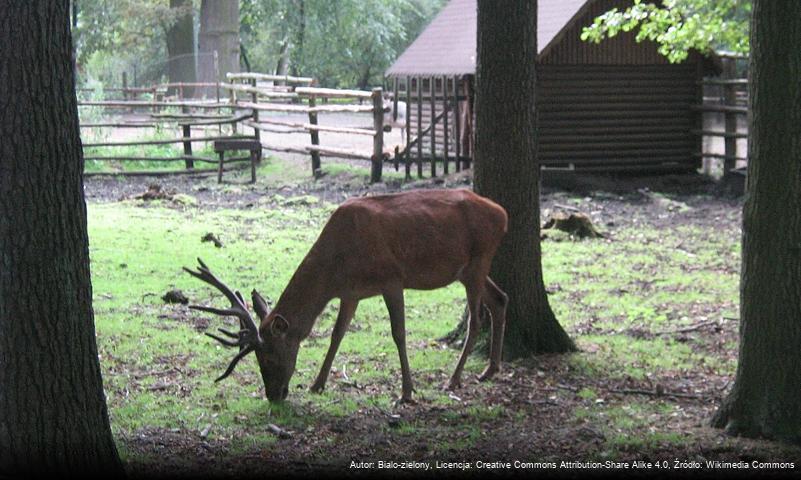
[309,383,326,394]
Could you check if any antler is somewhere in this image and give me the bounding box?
[183,258,263,382]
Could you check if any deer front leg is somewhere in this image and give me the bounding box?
[449,284,483,390]
[383,289,415,403]
[310,298,358,394]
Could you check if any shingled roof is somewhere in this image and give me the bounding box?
[386,0,590,77]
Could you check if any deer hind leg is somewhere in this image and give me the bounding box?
[448,279,484,390]
[310,298,358,394]
[384,288,415,402]
[478,276,507,381]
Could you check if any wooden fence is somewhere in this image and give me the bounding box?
[693,53,749,178]
[388,75,470,180]
[78,73,391,182]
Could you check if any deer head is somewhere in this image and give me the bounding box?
[183,258,297,402]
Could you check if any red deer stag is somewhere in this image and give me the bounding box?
[185,189,508,402]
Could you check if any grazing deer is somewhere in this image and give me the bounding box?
[184,189,508,403]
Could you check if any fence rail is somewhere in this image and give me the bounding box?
[78,72,390,181]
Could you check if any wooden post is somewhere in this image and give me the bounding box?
[308,95,321,175]
[371,87,384,183]
[430,76,437,177]
[723,59,738,178]
[217,81,222,134]
[217,151,225,183]
[417,78,423,178]
[122,72,128,101]
[405,76,412,180]
[453,75,461,172]
[250,78,260,146]
[393,77,399,122]
[182,121,194,169]
[696,59,707,174]
[229,87,237,134]
[442,76,450,175]
[181,97,194,170]
[250,148,257,184]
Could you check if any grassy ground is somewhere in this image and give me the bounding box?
[85,156,801,477]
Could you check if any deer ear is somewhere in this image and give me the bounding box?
[251,289,270,320]
[270,314,290,337]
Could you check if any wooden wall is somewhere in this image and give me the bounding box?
[538,64,700,171]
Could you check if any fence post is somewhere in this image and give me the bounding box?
[371,87,384,183]
[182,113,194,169]
[250,78,261,148]
[229,86,237,135]
[122,72,128,101]
[442,76,449,175]
[453,75,461,172]
[405,76,412,180]
[416,78,423,178]
[430,76,437,177]
[308,94,321,175]
[216,81,222,134]
[723,59,738,179]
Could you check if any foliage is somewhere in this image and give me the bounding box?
[240,0,444,88]
[580,0,751,62]
[74,0,443,89]
[74,0,191,85]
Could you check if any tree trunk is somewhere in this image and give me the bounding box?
[198,0,240,96]
[0,2,124,476]
[289,0,306,78]
[711,0,801,442]
[473,0,575,358]
[166,0,196,97]
[275,37,290,79]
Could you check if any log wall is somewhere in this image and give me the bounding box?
[537,64,701,171]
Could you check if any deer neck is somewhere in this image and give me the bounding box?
[270,249,335,340]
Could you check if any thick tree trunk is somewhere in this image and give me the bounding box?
[711,0,801,442]
[198,0,240,96]
[0,2,124,476]
[166,0,196,97]
[472,0,575,358]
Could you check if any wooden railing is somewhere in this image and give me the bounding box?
[78,73,390,182]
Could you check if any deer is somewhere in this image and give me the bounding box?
[184,188,508,403]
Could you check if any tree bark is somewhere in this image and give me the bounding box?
[198,0,240,96]
[472,0,575,358]
[166,0,196,97]
[711,0,801,443]
[289,0,306,78]
[0,2,124,476]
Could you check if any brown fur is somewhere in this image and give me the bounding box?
[253,189,509,402]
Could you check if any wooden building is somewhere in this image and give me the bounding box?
[385,0,719,174]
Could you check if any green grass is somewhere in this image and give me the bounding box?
[89,200,467,444]
[85,162,752,467]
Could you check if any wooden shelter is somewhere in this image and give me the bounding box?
[385,0,719,174]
